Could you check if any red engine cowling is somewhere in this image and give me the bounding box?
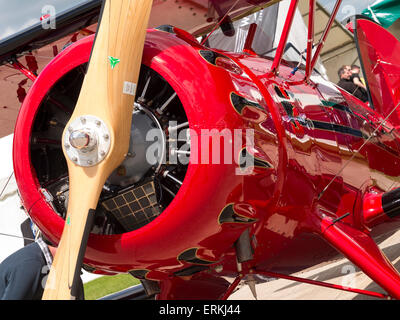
[14,23,400,300]
[13,27,279,287]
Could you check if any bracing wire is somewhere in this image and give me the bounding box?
[318,100,400,200]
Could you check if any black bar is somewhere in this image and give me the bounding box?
[70,208,96,299]
[382,188,400,218]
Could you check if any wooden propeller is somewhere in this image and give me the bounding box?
[42,0,153,299]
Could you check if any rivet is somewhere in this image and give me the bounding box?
[214,265,223,273]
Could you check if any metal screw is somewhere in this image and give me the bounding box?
[100,151,106,157]
[95,120,101,127]
[87,160,93,165]
[69,130,91,149]
[80,117,86,124]
[72,157,78,162]
[214,265,223,273]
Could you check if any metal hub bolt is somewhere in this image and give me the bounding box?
[69,129,94,150]
[63,115,111,167]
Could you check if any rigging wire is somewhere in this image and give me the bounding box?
[0,174,41,244]
[318,100,400,200]
[201,0,240,46]
[0,232,35,242]
[0,172,14,199]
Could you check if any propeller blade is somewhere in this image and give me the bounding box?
[42,0,153,299]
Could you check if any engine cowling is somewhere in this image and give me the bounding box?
[13,27,279,279]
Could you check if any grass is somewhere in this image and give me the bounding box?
[84,273,140,300]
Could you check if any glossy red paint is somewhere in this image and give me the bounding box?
[320,217,400,299]
[355,17,400,127]
[13,35,95,241]
[242,23,257,56]
[363,191,384,225]
[12,23,400,299]
[14,30,276,274]
[9,59,37,82]
[305,0,315,78]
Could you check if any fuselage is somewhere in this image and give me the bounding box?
[13,28,400,283]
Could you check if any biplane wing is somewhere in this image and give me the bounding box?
[0,0,280,65]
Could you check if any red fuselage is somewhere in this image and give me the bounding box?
[13,28,400,298]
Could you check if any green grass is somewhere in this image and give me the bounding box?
[84,273,140,300]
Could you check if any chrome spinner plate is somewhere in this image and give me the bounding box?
[63,115,111,167]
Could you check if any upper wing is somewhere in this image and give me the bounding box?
[0,0,279,65]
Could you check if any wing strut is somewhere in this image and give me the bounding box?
[306,0,342,79]
[320,216,400,299]
[270,0,343,78]
[305,0,315,77]
[270,0,299,74]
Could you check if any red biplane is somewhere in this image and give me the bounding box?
[3,0,400,300]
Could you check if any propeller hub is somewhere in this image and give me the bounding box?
[69,129,96,150]
[63,115,111,167]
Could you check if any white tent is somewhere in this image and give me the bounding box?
[0,134,27,263]
[207,0,329,79]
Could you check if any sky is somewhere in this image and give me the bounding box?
[318,0,378,22]
[0,0,92,40]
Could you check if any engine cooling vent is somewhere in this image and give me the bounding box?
[101,180,161,231]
